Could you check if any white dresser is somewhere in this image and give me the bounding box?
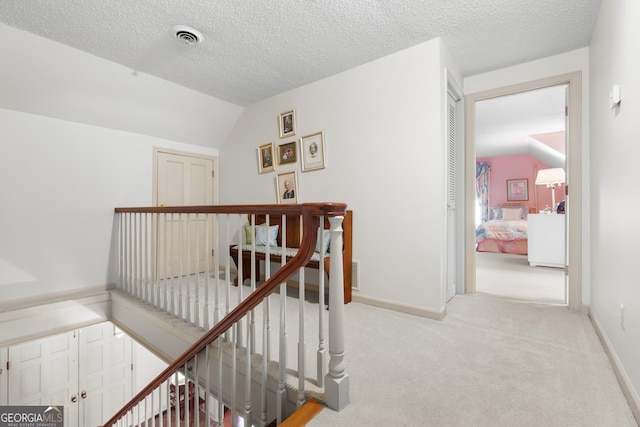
[527,214,566,268]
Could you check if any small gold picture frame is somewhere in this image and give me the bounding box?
[277,141,297,165]
[258,142,275,173]
[300,131,325,171]
[276,171,298,204]
[278,109,296,139]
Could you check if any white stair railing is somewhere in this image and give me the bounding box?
[106,204,349,426]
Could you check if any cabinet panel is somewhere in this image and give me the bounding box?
[528,214,566,268]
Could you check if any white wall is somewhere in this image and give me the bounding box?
[464,48,591,304]
[0,23,242,148]
[589,0,640,403]
[220,38,460,314]
[0,24,241,302]
[0,108,218,300]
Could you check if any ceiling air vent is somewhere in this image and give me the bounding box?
[172,25,204,45]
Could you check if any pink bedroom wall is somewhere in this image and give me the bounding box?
[476,154,565,212]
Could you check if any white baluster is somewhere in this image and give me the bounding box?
[136,212,142,299]
[204,344,211,426]
[277,214,287,424]
[146,213,152,305]
[298,265,306,408]
[325,215,350,411]
[217,337,224,427]
[178,213,185,319]
[224,216,231,341]
[143,213,149,304]
[194,358,200,427]
[204,213,210,329]
[265,214,272,360]
[249,214,256,351]
[169,213,176,317]
[118,213,124,289]
[186,214,192,324]
[213,215,220,326]
[236,221,244,347]
[122,212,131,293]
[231,322,238,426]
[261,300,269,426]
[194,214,201,327]
[317,217,327,387]
[245,310,252,426]
[162,213,168,312]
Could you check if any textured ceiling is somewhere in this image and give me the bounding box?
[0,0,602,106]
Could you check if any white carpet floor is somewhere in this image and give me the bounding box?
[310,294,638,426]
[475,251,566,304]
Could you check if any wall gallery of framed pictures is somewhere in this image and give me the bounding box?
[256,108,327,203]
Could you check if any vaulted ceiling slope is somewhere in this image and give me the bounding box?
[0,0,601,106]
[475,85,567,164]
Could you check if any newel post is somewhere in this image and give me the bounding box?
[324,215,350,411]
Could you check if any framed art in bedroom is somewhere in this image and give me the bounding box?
[507,178,529,201]
[278,109,296,139]
[258,142,275,173]
[276,171,298,204]
[300,131,326,171]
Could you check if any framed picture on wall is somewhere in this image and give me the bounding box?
[300,131,325,171]
[258,142,275,173]
[507,178,529,201]
[277,141,297,165]
[276,171,298,204]
[278,109,296,139]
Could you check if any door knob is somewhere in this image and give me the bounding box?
[71,395,77,403]
[81,390,87,399]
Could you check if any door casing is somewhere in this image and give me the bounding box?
[464,72,582,310]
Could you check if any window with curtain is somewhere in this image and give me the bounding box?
[476,162,491,226]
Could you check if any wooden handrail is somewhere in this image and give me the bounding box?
[103,202,347,426]
[114,202,347,217]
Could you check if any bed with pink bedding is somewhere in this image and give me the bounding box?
[475,205,529,254]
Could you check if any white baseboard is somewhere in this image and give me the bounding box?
[352,294,446,321]
[589,308,640,424]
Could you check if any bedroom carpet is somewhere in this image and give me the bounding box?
[309,294,637,426]
[475,251,565,304]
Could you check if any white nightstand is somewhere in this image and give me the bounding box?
[527,214,566,268]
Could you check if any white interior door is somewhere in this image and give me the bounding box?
[8,331,79,425]
[79,323,132,427]
[156,151,214,206]
[7,323,134,427]
[155,150,216,276]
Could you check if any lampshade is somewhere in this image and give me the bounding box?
[535,168,565,186]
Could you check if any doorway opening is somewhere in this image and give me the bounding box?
[464,72,582,311]
[474,85,567,304]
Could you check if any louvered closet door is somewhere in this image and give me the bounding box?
[446,92,458,302]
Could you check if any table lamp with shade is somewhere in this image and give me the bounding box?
[535,168,565,212]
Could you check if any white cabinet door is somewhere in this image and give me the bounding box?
[7,323,133,427]
[8,331,79,425]
[528,214,566,268]
[79,323,132,427]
